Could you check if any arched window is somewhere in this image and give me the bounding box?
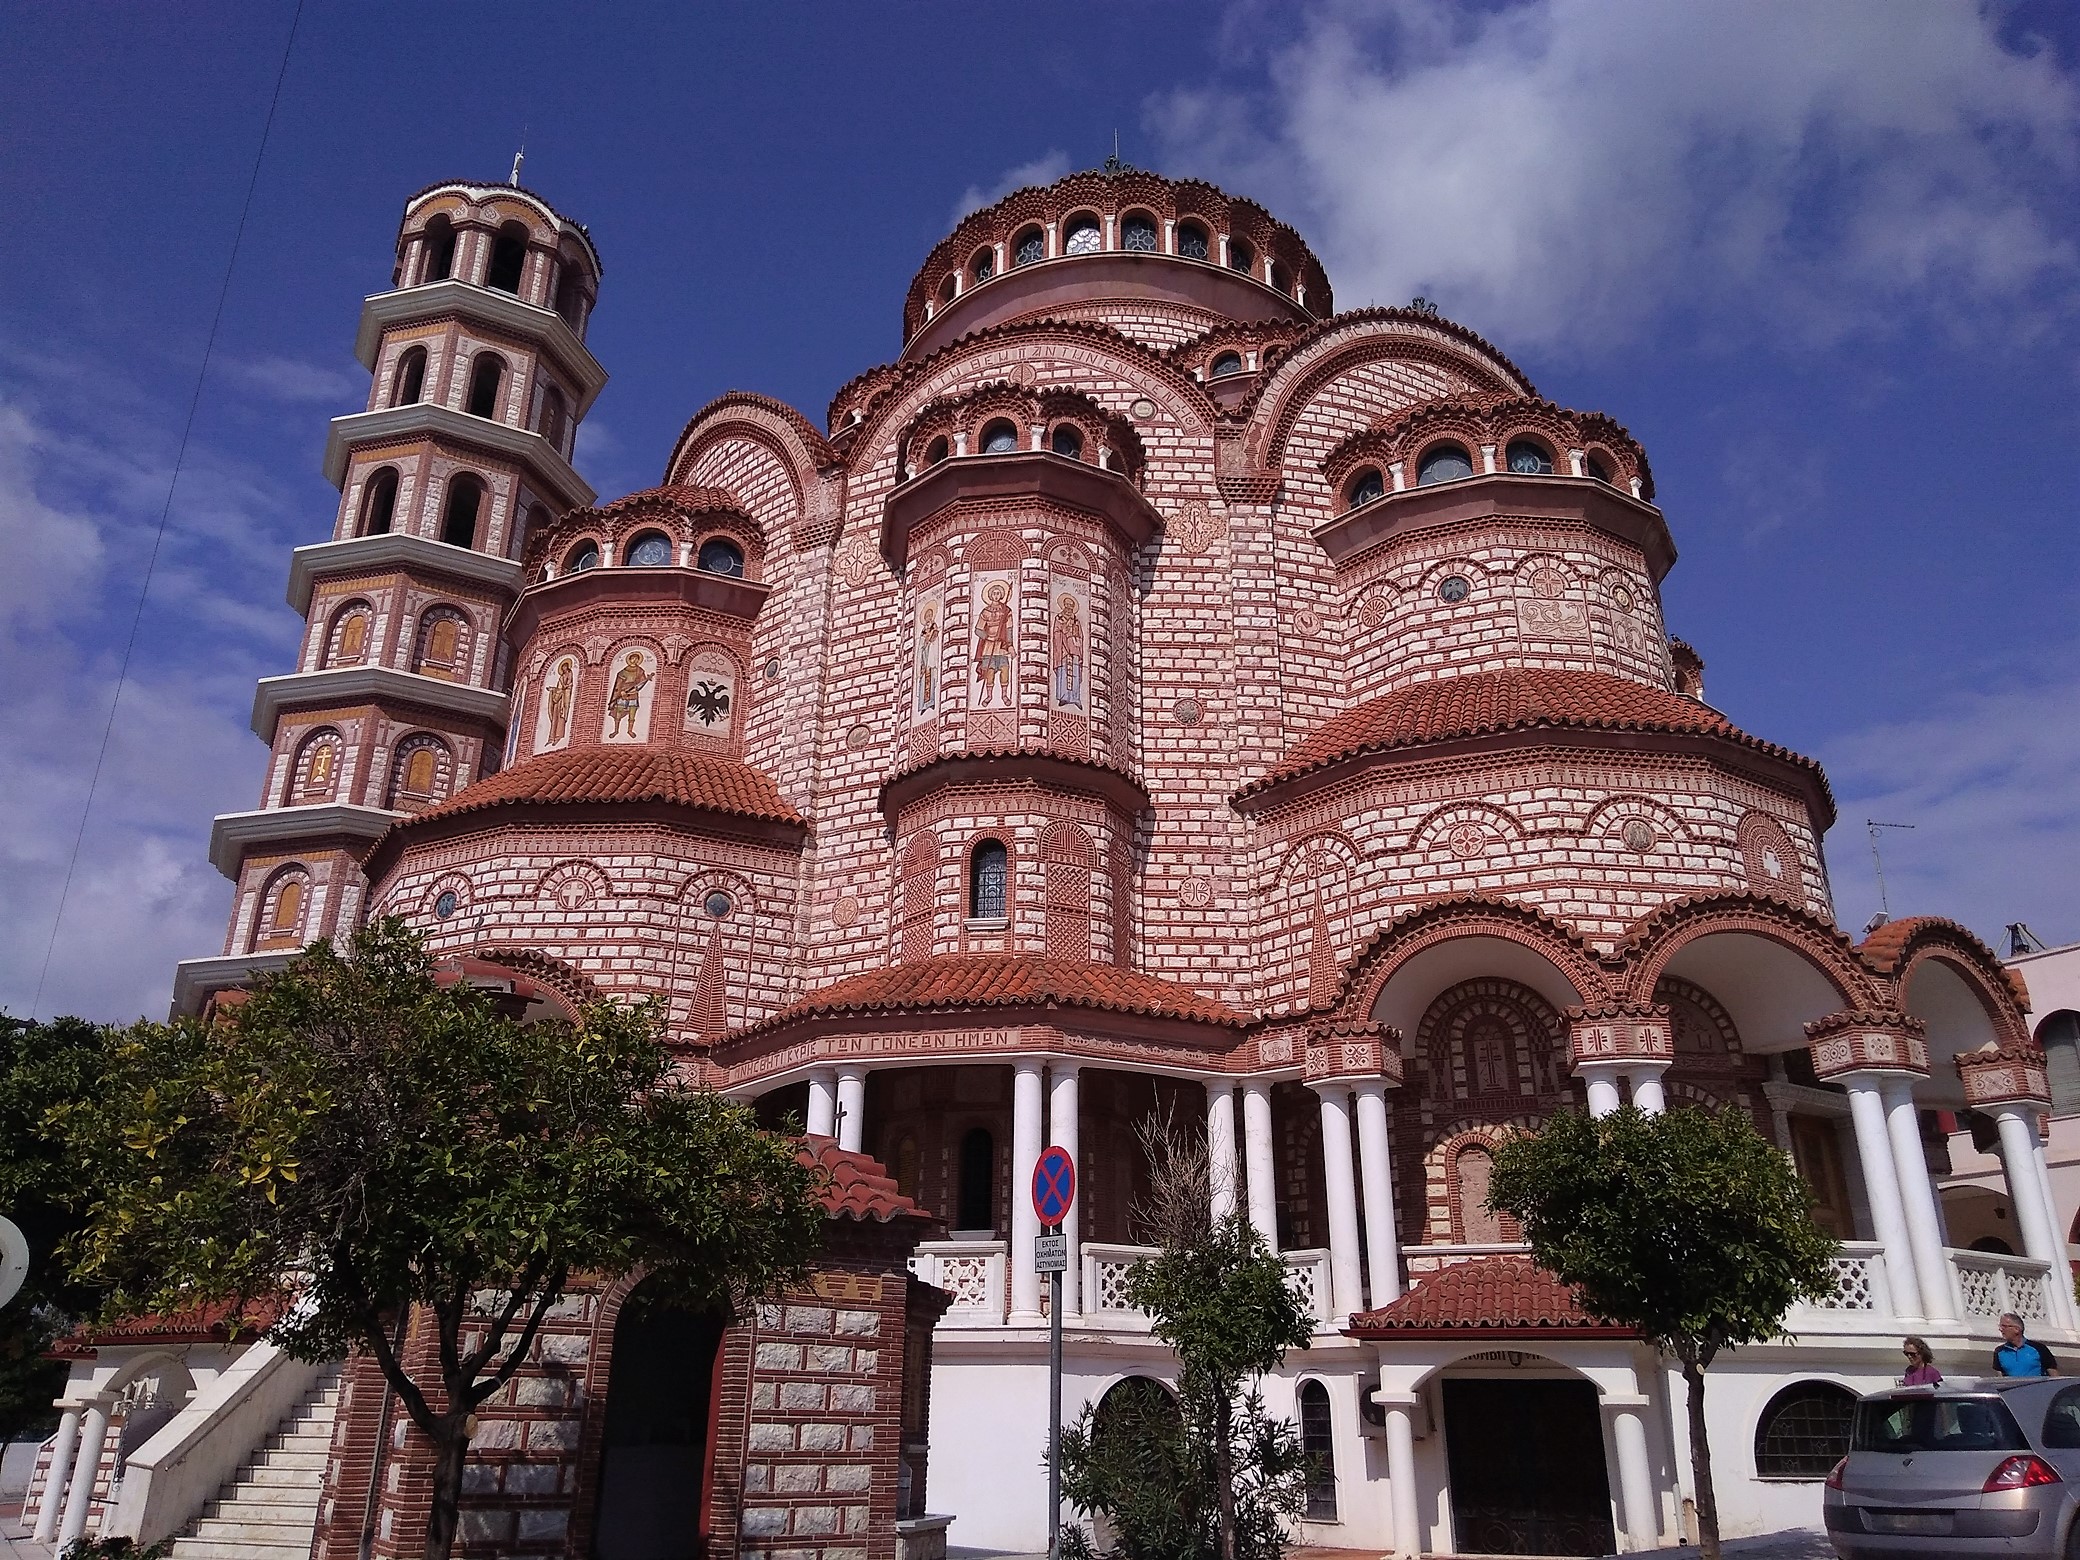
[391,347,426,407]
[1209,351,1244,378]
[420,217,456,284]
[2040,1011,2080,1116]
[1754,1382,1857,1479]
[1049,424,1084,460]
[389,737,449,808]
[1506,439,1554,475]
[1063,216,1101,256]
[1270,261,1292,295]
[360,468,399,536]
[1454,1145,1505,1242]
[524,504,549,540]
[696,536,744,576]
[1176,221,1210,261]
[971,247,996,283]
[1120,213,1158,252]
[968,839,1008,920]
[326,604,372,667]
[1298,1380,1337,1519]
[1417,443,1474,486]
[466,355,505,419]
[440,476,484,549]
[413,608,468,678]
[295,732,341,799]
[1228,236,1255,274]
[625,531,674,568]
[486,223,528,294]
[924,436,949,467]
[553,267,584,327]
[1012,227,1045,267]
[979,420,1019,455]
[540,385,567,450]
[956,1127,995,1232]
[257,870,308,949]
[1586,454,1613,484]
[564,540,600,573]
[1346,467,1385,509]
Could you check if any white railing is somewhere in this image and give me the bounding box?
[1282,1248,1334,1327]
[1951,1250,2054,1324]
[910,1240,1007,1321]
[1783,1242,1893,1330]
[1084,1242,1155,1320]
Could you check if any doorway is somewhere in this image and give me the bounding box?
[1443,1377,1617,1556]
[593,1289,726,1560]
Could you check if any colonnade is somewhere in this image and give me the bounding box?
[32,1393,114,1546]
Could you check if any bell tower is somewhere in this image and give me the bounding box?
[174,180,607,1012]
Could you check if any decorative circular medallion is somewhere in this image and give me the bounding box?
[1356,592,1391,628]
[1293,607,1321,636]
[1178,876,1214,908]
[428,876,469,921]
[837,540,876,587]
[1622,819,1657,853]
[433,890,459,921]
[831,895,861,929]
[1447,823,1489,858]
[1130,397,1156,420]
[1171,696,1203,726]
[1437,575,1471,604]
[703,890,733,919]
[846,723,873,750]
[1526,565,1566,600]
[764,657,782,681]
[1611,584,1636,613]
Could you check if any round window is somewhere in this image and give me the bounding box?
[1437,575,1471,603]
[697,537,745,576]
[433,890,459,920]
[703,890,733,919]
[1064,218,1102,255]
[1506,440,1554,475]
[626,532,674,567]
[565,541,600,572]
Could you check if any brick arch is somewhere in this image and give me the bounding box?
[459,945,601,1018]
[1615,892,1881,1010]
[1863,917,2031,1047]
[1336,895,1616,1021]
[663,393,840,548]
[1417,977,1570,1116]
[1425,1123,1532,1244]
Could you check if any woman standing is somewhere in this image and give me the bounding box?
[1900,1337,1942,1386]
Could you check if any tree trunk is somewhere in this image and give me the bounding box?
[1680,1353,1719,1560]
[422,1414,472,1560]
[1213,1390,1236,1560]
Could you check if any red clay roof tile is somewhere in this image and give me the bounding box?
[1241,668,1820,799]
[797,1136,940,1229]
[742,953,1246,1037]
[398,745,803,831]
[1345,1257,1633,1337]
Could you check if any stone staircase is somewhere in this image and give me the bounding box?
[169,1368,341,1560]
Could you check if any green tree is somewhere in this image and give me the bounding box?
[55,920,825,1560]
[1487,1104,1837,1560]
[1059,1118,1314,1560]
[0,1013,114,1441]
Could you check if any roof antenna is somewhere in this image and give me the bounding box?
[1866,819,1916,922]
[2008,922,2050,957]
[1104,128,1129,175]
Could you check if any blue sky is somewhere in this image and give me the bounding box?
[4,0,2078,1021]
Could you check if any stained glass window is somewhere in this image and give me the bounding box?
[980,422,1019,454]
[1177,222,1209,261]
[1013,228,1045,267]
[1064,218,1101,255]
[1347,468,1385,507]
[433,890,459,920]
[565,541,600,572]
[1437,575,1470,603]
[1121,215,1157,252]
[1228,237,1254,273]
[1507,440,1554,475]
[697,537,744,576]
[1418,445,1474,486]
[626,532,674,567]
[704,890,732,919]
[1210,352,1244,378]
[969,839,1008,919]
[972,248,996,282]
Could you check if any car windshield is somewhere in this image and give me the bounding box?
[1853,1396,2030,1454]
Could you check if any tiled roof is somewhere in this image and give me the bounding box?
[799,1136,940,1229]
[1344,1257,1635,1337]
[1241,668,1820,799]
[398,745,804,831]
[55,1299,283,1356]
[741,953,1247,1037]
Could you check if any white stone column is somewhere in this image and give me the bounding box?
[1382,1396,1423,1556]
[1354,1081,1401,1307]
[835,1066,866,1152]
[1881,1075,1956,1319]
[1581,1064,1624,1118]
[1315,1084,1365,1321]
[1049,1062,1081,1316]
[1990,1108,2077,1328]
[2027,1138,2080,1330]
[1009,1059,1045,1322]
[1608,1400,1659,1551]
[57,1396,111,1547]
[1844,1075,1924,1319]
[1242,1081,1278,1251]
[1206,1078,1238,1223]
[32,1404,82,1542]
[805,1068,837,1138]
[1629,1064,1669,1115]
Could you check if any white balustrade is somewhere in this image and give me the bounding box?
[1950,1249,2054,1324]
[1282,1248,1335,1327]
[909,1240,1007,1321]
[1083,1242,1158,1322]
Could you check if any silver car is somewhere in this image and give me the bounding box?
[1826,1379,2080,1556]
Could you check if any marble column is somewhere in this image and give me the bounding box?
[1628,1063,1669,1115]
[1354,1080,1401,1307]
[1205,1078,1238,1223]
[56,1396,111,1547]
[1880,1075,1956,1319]
[1314,1084,1365,1321]
[1382,1396,1424,1556]
[1049,1062,1081,1316]
[1242,1080,1278,1251]
[1009,1060,1046,1322]
[834,1065,866,1153]
[1581,1066,1624,1118]
[1843,1076,1924,1319]
[32,1405,82,1542]
[1608,1400,1659,1552]
[805,1068,837,1138]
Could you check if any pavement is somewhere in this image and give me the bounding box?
[953,1532,1835,1560]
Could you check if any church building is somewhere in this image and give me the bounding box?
[57,166,2068,1557]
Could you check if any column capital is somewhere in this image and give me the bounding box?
[1806,1011,1929,1081]
[1303,1020,1405,1086]
[1567,1002,1673,1070]
[1956,1042,2051,1110]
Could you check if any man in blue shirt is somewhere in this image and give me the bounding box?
[1994,1311,2060,1377]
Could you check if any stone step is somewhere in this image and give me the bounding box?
[225,1465,324,1491]
[264,1431,334,1453]
[171,1540,318,1560]
[207,1487,321,1514]
[191,1517,323,1544]
[250,1448,326,1471]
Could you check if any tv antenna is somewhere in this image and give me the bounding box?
[1866,819,1916,919]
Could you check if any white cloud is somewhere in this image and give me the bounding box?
[952,150,1074,224]
[1154,0,2080,348]
[1820,664,2080,954]
[0,402,105,636]
[220,355,362,406]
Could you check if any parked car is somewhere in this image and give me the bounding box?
[1826,1379,2080,1556]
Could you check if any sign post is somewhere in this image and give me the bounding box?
[1032,1146,1076,1560]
